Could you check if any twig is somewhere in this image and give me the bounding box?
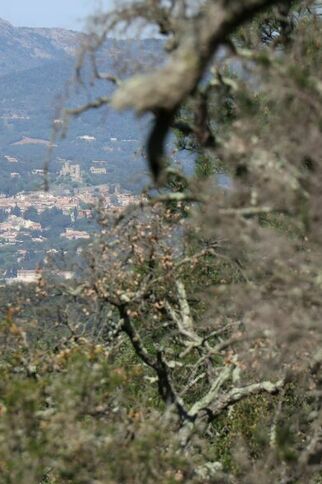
[65,96,110,117]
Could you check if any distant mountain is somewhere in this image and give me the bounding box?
[0,18,164,193]
[0,16,162,77]
[0,17,80,76]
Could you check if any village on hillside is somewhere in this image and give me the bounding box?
[0,121,144,284]
[0,182,138,283]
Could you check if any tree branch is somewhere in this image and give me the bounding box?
[119,305,192,422]
[65,96,110,117]
[207,378,285,420]
[111,0,293,182]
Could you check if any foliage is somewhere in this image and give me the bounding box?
[1,0,322,482]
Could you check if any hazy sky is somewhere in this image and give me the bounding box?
[0,0,112,30]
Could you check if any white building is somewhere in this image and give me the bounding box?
[90,166,107,175]
[77,135,96,142]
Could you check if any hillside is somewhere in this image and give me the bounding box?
[0,18,164,195]
[0,17,78,76]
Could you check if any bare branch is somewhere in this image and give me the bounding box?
[166,280,202,346]
[208,378,285,419]
[65,96,110,117]
[119,305,192,421]
[189,365,234,417]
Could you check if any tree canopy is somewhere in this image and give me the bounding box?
[1,1,322,482]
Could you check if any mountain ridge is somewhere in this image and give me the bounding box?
[0,17,165,195]
[0,16,80,76]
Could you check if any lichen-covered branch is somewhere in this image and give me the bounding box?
[111,0,293,182]
[208,378,285,419]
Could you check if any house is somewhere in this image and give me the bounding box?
[4,156,18,163]
[61,229,90,240]
[32,169,45,175]
[90,166,107,175]
[16,270,41,283]
[77,135,96,142]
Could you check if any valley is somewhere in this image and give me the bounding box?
[0,17,159,280]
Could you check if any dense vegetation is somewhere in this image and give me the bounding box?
[1,0,322,482]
